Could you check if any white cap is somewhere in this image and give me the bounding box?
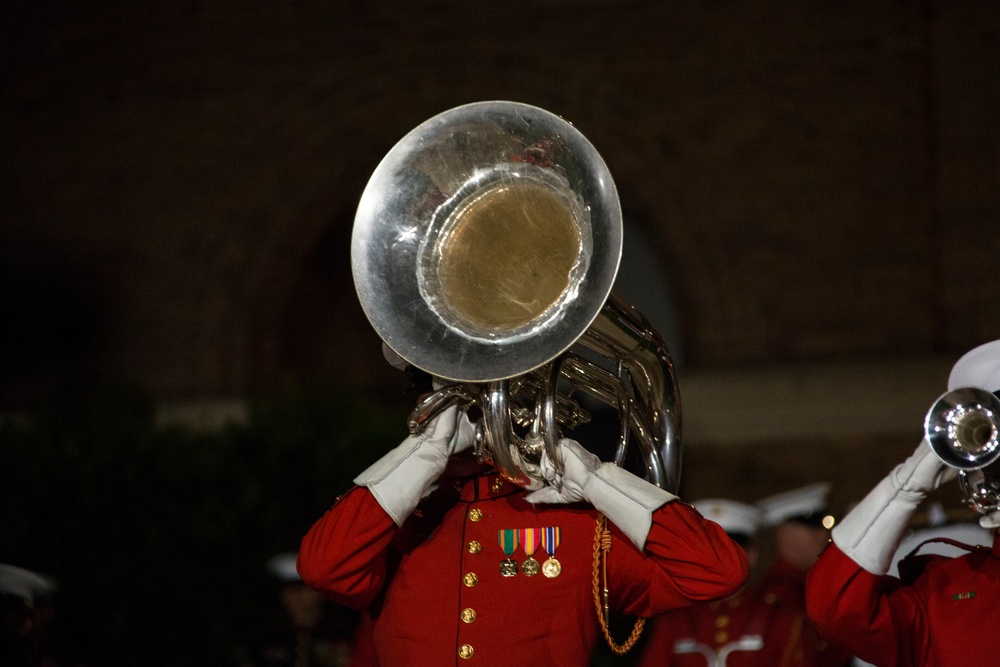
[756,482,831,527]
[266,552,301,583]
[693,498,763,538]
[948,339,1000,392]
[0,564,57,608]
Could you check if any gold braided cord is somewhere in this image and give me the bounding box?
[591,513,645,655]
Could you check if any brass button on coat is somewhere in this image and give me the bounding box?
[468,508,483,522]
[458,644,474,659]
[467,540,482,554]
[463,572,478,587]
[461,608,476,623]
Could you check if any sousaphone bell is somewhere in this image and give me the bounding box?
[351,101,681,492]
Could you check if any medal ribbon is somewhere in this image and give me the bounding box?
[519,528,541,557]
[498,529,520,556]
[542,526,561,556]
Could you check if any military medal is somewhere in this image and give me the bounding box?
[519,528,541,576]
[498,529,520,577]
[541,526,562,578]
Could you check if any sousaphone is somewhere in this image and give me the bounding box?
[351,101,681,493]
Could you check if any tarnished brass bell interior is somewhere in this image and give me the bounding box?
[435,179,582,332]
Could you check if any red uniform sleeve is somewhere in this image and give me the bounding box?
[297,486,398,610]
[609,501,749,617]
[805,542,924,666]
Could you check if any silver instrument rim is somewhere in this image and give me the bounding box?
[351,100,623,382]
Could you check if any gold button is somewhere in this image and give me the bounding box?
[491,478,504,493]
[714,631,728,645]
[468,508,483,522]
[715,615,729,628]
[458,644,474,659]
[461,608,477,623]
[463,572,478,587]
[467,540,482,554]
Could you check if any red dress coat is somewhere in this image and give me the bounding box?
[298,470,748,667]
[805,536,1000,667]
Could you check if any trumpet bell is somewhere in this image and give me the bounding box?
[351,101,622,382]
[924,386,1000,471]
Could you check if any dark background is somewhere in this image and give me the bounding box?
[2,1,998,664]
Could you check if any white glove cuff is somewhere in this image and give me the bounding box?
[353,409,464,528]
[353,433,448,526]
[831,474,920,575]
[583,464,677,550]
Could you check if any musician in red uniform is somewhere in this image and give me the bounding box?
[806,339,1000,667]
[638,494,848,667]
[297,402,749,667]
[755,485,852,667]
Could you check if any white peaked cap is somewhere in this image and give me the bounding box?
[756,482,831,527]
[948,339,1000,393]
[693,498,763,537]
[266,552,302,582]
[0,564,57,608]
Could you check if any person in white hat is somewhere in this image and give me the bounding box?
[806,339,1000,667]
[638,497,847,667]
[247,552,356,667]
[0,563,58,666]
[755,483,843,615]
[637,499,762,666]
[753,485,853,667]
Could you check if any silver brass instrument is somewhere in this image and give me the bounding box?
[351,101,681,492]
[924,386,1000,512]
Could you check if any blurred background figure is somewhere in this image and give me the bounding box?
[245,552,357,667]
[639,496,847,666]
[637,498,765,665]
[755,484,852,667]
[0,562,64,667]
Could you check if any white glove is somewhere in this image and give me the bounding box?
[832,440,956,575]
[979,509,1000,529]
[354,406,475,525]
[524,439,677,549]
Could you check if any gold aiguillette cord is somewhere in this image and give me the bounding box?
[591,513,645,655]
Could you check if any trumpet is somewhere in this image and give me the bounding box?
[924,386,1000,512]
[351,101,681,492]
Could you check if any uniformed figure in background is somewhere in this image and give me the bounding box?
[806,338,1000,667]
[247,552,356,667]
[0,563,62,667]
[296,402,749,667]
[637,498,764,666]
[638,497,844,667]
[755,484,853,667]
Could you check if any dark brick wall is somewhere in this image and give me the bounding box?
[2,1,998,408]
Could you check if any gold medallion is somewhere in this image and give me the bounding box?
[542,557,562,578]
[500,558,519,577]
[522,556,540,577]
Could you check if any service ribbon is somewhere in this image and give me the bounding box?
[498,529,520,556]
[542,526,561,556]
[520,528,541,557]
